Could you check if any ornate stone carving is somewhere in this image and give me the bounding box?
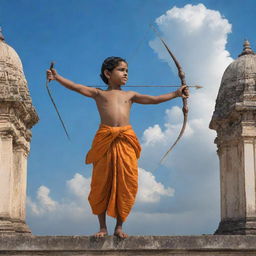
[0,34,38,126]
[0,29,38,234]
[210,41,256,235]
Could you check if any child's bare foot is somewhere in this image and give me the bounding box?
[114,227,128,238]
[94,228,108,237]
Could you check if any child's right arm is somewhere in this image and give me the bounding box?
[46,69,98,98]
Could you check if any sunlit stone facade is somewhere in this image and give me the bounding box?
[210,40,256,234]
[0,29,38,233]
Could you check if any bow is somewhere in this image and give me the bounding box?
[46,62,71,140]
[151,25,188,165]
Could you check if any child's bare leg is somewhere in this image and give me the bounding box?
[114,215,128,238]
[94,211,108,237]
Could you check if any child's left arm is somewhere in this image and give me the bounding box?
[132,85,189,104]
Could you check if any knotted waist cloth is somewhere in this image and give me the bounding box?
[86,124,141,222]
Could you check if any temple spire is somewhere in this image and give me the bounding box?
[239,39,255,57]
[0,27,4,41]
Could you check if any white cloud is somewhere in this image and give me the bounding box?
[141,3,233,170]
[165,106,182,124]
[37,186,58,211]
[27,186,58,216]
[66,173,91,199]
[149,3,232,99]
[137,168,174,203]
[142,124,165,146]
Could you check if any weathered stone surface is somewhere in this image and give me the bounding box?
[216,217,256,235]
[1,235,256,255]
[0,37,39,128]
[210,41,256,235]
[0,30,38,234]
[210,41,256,127]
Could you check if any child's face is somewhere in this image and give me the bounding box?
[106,61,128,86]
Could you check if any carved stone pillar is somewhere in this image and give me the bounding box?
[0,131,15,232]
[210,40,256,234]
[11,140,31,233]
[0,29,39,234]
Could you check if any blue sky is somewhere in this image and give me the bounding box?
[1,0,255,235]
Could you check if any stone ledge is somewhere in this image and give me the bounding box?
[1,235,256,255]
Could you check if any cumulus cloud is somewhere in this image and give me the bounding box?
[149,3,232,98]
[27,186,58,216]
[141,3,233,170]
[137,168,174,203]
[142,124,165,146]
[67,173,91,199]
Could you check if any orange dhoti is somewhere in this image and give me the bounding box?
[86,124,141,222]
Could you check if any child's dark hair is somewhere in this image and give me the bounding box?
[100,56,127,84]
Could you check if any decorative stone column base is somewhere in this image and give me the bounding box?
[0,217,31,234]
[12,219,31,234]
[0,217,15,233]
[215,217,256,235]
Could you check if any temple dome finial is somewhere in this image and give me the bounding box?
[0,27,4,41]
[239,39,255,57]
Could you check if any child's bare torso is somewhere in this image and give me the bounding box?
[94,89,133,127]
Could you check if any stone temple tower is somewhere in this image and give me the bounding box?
[210,41,256,234]
[0,29,38,233]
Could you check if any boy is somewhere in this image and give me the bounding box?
[46,56,189,238]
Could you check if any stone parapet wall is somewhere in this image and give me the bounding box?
[1,235,256,255]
